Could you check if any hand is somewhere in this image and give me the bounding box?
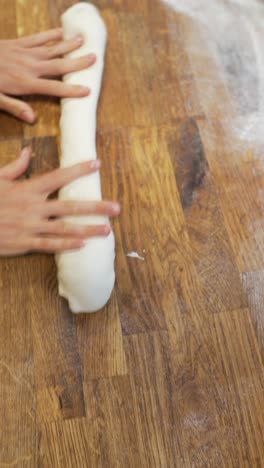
[0,28,95,123]
[0,147,120,256]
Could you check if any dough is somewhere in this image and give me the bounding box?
[56,2,115,313]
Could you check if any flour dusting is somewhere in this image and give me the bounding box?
[126,252,145,261]
[162,0,264,148]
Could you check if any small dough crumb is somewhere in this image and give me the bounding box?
[126,252,145,261]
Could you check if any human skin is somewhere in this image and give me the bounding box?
[0,28,94,123]
[0,30,120,256]
[0,147,120,256]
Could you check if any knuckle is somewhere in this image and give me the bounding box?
[50,59,62,73]
[80,224,88,234]
[90,201,98,212]
[41,238,53,251]
[30,59,42,75]
[58,221,67,234]
[51,81,62,94]
[28,78,39,93]
[61,239,74,251]
[35,55,47,66]
[58,239,66,249]
[49,200,58,213]
[57,60,65,74]
[36,47,49,60]
[32,237,42,250]
[45,45,54,58]
[65,223,77,235]
[58,200,73,215]
[67,201,78,214]
[75,224,87,236]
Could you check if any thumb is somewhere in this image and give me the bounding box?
[0,147,32,180]
[0,93,36,124]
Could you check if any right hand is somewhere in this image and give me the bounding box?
[0,147,120,256]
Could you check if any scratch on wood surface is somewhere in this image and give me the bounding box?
[0,360,35,402]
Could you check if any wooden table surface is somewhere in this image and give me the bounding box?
[1,0,264,466]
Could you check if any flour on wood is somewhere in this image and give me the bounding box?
[126,252,145,261]
[162,0,264,149]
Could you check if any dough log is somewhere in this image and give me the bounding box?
[56,3,115,313]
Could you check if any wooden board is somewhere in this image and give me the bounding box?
[0,0,264,466]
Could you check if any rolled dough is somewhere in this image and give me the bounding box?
[56,2,115,313]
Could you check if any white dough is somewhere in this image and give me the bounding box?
[56,2,115,313]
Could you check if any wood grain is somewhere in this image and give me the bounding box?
[98,8,186,129]
[0,0,264,466]
[0,257,37,466]
[47,0,78,27]
[0,0,23,140]
[169,118,248,313]
[77,292,127,380]
[16,0,60,138]
[242,271,264,357]
[29,254,86,423]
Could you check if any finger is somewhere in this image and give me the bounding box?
[0,147,31,180]
[33,35,84,59]
[29,78,90,98]
[31,237,85,253]
[0,93,36,124]
[0,237,33,256]
[18,28,63,48]
[40,221,110,238]
[45,200,121,218]
[38,54,96,77]
[30,160,101,194]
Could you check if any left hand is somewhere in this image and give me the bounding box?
[0,28,95,123]
[0,147,120,256]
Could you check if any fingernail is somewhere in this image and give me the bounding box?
[112,203,120,214]
[75,35,83,44]
[21,110,35,124]
[78,86,90,95]
[104,226,111,235]
[90,160,100,169]
[76,240,86,248]
[97,225,111,235]
[87,53,96,62]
